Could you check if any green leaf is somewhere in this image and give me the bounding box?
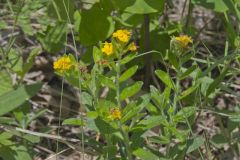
[22,47,41,76]
[7,49,23,75]
[0,117,17,125]
[229,114,240,122]
[168,51,179,69]
[180,65,198,80]
[0,21,7,29]
[8,127,41,143]
[168,142,186,159]
[155,70,175,89]
[211,134,228,147]
[37,22,67,53]
[76,4,114,45]
[28,109,47,124]
[118,12,144,27]
[0,71,13,96]
[48,0,75,21]
[113,0,165,14]
[175,107,196,122]
[17,0,47,35]
[18,14,34,36]
[7,47,40,77]
[103,146,117,159]
[223,0,240,22]
[0,145,32,160]
[191,0,228,13]
[120,52,137,65]
[0,83,42,116]
[81,92,93,106]
[94,118,117,134]
[14,145,32,160]
[97,99,115,114]
[13,102,31,128]
[62,118,85,126]
[93,46,102,63]
[0,132,13,140]
[98,75,116,90]
[120,81,143,101]
[150,85,161,107]
[186,137,205,153]
[222,14,236,48]
[119,65,138,82]
[121,102,137,123]
[206,67,228,97]
[135,116,165,130]
[133,148,159,160]
[199,53,236,78]
[121,94,150,124]
[22,134,40,143]
[181,53,194,64]
[149,136,170,145]
[179,84,199,100]
[87,111,98,119]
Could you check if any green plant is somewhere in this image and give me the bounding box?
[1,0,240,159]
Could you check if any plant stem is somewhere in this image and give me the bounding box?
[56,78,64,157]
[116,60,121,108]
[119,124,133,160]
[62,1,85,158]
[184,0,193,33]
[143,14,151,89]
[116,54,133,160]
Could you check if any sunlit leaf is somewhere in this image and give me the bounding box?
[0,83,42,116]
[119,65,138,82]
[120,81,143,100]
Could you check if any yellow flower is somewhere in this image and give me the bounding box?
[128,42,137,51]
[113,29,131,43]
[108,108,122,120]
[101,42,113,56]
[53,55,73,73]
[175,35,193,48]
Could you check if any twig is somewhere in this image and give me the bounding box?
[1,125,80,143]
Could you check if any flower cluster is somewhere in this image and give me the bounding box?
[175,35,193,48]
[112,29,131,43]
[101,42,113,56]
[128,42,137,51]
[108,108,122,120]
[101,29,137,56]
[53,55,73,73]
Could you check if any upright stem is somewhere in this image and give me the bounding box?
[116,55,133,160]
[143,14,151,89]
[119,124,133,160]
[56,78,64,158]
[116,61,121,108]
[62,1,85,158]
[184,0,193,33]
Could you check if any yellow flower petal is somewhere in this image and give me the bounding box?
[101,42,113,56]
[175,35,192,48]
[112,29,131,43]
[53,55,73,73]
[128,42,137,51]
[109,108,122,120]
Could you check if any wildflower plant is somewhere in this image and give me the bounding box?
[2,0,240,159]
[170,35,193,56]
[53,54,75,73]
[53,29,141,159]
[52,28,238,159]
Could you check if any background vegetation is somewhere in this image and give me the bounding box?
[1,0,240,159]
